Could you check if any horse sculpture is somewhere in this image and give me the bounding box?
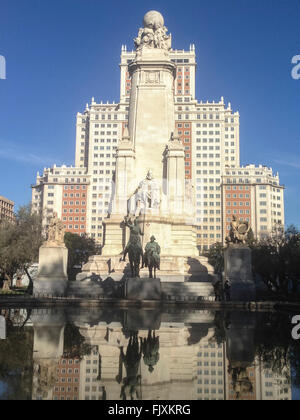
[122,216,144,278]
[144,250,159,279]
[127,243,143,278]
[143,235,161,279]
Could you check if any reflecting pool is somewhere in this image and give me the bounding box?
[0,307,299,400]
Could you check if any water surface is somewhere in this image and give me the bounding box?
[0,307,299,400]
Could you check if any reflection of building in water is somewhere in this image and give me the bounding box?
[53,357,81,401]
[30,310,292,401]
[75,315,215,401]
[196,340,292,401]
[79,346,106,401]
[196,329,226,400]
[225,357,291,401]
[256,365,291,401]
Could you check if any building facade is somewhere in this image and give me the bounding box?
[221,164,285,242]
[31,14,284,250]
[0,195,14,222]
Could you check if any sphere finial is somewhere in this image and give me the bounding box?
[143,10,164,29]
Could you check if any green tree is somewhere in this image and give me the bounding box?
[205,242,224,275]
[64,232,97,279]
[252,225,300,298]
[0,204,43,293]
[63,323,92,359]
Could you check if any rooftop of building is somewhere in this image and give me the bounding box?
[0,196,14,206]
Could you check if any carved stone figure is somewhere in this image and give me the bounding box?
[134,11,172,53]
[135,170,161,213]
[225,215,251,245]
[47,212,65,245]
[143,236,161,279]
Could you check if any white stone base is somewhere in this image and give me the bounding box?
[34,245,68,297]
[77,254,215,284]
[101,214,199,258]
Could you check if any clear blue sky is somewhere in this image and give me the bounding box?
[1,0,299,227]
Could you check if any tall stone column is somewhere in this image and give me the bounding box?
[166,132,185,215]
[128,49,176,201]
[113,127,135,215]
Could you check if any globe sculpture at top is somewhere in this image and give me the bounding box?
[134,11,171,54]
[143,10,164,29]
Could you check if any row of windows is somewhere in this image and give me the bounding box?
[54,386,78,392]
[196,146,221,151]
[94,131,118,135]
[63,201,86,206]
[226,202,250,206]
[196,131,221,135]
[64,225,85,230]
[197,370,223,376]
[62,217,85,222]
[199,226,221,230]
[196,154,221,159]
[57,368,79,374]
[63,209,85,214]
[226,194,250,198]
[226,209,250,215]
[94,114,119,120]
[93,162,116,166]
[63,185,86,190]
[197,234,221,239]
[225,186,250,191]
[197,389,224,395]
[196,138,220,143]
[92,123,119,128]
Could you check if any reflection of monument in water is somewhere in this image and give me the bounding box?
[78,10,215,296]
[29,308,292,401]
[31,309,65,400]
[76,310,216,400]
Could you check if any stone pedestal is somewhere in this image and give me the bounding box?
[34,245,68,297]
[77,254,215,284]
[224,245,256,301]
[125,277,162,300]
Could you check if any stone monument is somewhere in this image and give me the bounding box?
[125,234,162,301]
[76,11,216,299]
[224,216,256,301]
[34,213,68,297]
